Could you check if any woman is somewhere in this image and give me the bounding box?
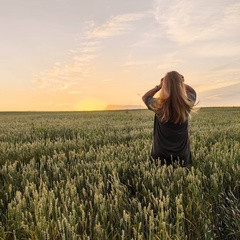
[142,71,197,167]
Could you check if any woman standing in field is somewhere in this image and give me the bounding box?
[142,71,196,167]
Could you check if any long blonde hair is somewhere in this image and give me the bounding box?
[155,71,195,124]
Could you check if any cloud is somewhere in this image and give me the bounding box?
[192,66,240,95]
[33,12,148,91]
[154,0,240,44]
[198,82,240,106]
[86,13,148,39]
[32,61,85,91]
[193,43,240,58]
[198,80,240,94]
[208,58,240,72]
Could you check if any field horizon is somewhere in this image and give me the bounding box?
[0,105,239,114]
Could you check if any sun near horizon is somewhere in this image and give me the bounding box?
[74,98,107,111]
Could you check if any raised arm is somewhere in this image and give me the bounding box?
[184,84,196,94]
[142,78,163,104]
[185,84,197,103]
[142,84,161,104]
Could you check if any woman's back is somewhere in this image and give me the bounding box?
[142,71,197,167]
[151,115,190,165]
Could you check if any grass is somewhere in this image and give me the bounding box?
[0,107,239,239]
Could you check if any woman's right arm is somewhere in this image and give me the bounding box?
[184,84,196,94]
[185,84,197,103]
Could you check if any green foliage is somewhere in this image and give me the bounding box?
[0,108,239,239]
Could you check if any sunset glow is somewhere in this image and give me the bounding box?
[1,0,239,111]
[74,98,107,111]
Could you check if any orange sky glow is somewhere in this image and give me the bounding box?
[0,0,239,111]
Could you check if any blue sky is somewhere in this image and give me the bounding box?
[1,0,239,110]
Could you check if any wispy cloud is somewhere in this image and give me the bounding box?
[198,82,240,106]
[86,13,148,39]
[208,58,240,72]
[32,61,86,91]
[33,12,147,91]
[197,79,240,93]
[191,63,240,98]
[154,0,240,44]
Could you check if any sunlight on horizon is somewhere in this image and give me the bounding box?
[74,98,107,111]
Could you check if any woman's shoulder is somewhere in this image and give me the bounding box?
[145,97,160,111]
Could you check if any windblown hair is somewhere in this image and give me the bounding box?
[154,71,195,124]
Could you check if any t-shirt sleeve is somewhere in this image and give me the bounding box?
[144,96,157,111]
[187,91,197,104]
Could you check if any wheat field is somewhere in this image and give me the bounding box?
[0,107,239,240]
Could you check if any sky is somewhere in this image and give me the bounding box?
[1,0,240,111]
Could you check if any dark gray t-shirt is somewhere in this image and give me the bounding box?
[145,92,196,166]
